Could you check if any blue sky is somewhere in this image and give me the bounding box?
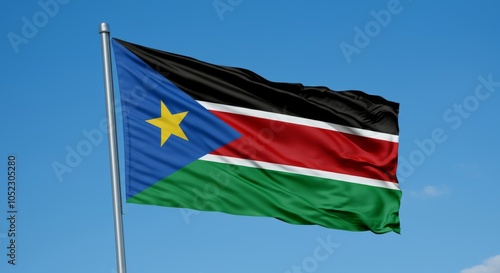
[1,1,500,272]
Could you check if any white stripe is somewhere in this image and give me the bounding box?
[197,101,399,143]
[199,154,400,191]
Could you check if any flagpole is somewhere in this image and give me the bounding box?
[99,22,127,273]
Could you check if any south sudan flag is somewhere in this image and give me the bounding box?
[112,38,401,234]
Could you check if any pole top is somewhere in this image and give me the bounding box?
[99,22,110,33]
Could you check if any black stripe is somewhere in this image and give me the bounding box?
[114,38,399,135]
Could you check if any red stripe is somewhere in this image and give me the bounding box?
[209,111,398,183]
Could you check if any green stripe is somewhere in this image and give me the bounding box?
[127,160,401,234]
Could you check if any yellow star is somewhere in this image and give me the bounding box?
[146,101,189,146]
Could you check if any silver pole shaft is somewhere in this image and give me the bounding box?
[99,22,127,273]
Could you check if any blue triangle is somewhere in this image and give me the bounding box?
[113,40,241,198]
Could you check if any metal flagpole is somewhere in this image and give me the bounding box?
[99,22,127,273]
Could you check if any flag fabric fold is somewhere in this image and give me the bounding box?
[112,38,402,234]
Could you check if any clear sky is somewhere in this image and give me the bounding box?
[1,1,500,272]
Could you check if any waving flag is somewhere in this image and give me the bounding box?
[112,38,401,234]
